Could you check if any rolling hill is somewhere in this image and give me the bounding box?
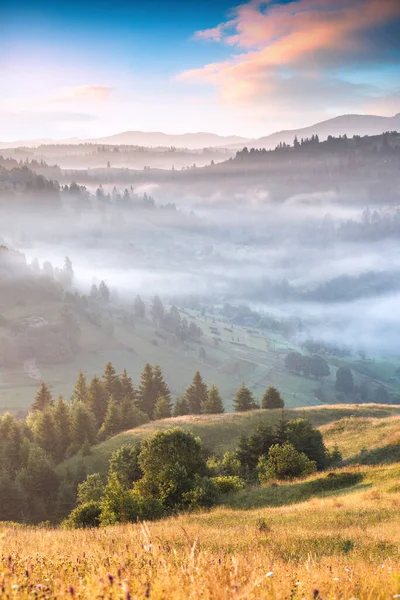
[227,112,400,150]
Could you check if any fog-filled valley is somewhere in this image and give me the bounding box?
[1,131,400,414]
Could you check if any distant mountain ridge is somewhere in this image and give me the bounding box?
[227,113,400,150]
[1,112,399,150]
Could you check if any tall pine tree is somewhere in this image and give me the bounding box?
[202,385,224,414]
[53,395,72,462]
[70,401,96,451]
[152,365,172,410]
[86,376,108,428]
[261,386,284,409]
[136,363,156,418]
[70,370,88,404]
[233,383,256,412]
[32,382,53,411]
[98,397,123,440]
[153,396,172,420]
[185,371,208,414]
[103,361,122,402]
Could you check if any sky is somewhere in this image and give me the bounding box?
[1,0,400,140]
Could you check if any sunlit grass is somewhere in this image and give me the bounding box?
[1,463,399,599]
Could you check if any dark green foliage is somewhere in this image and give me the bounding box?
[0,472,25,521]
[285,418,328,469]
[32,382,53,411]
[234,383,257,412]
[152,365,172,409]
[236,425,276,473]
[30,408,59,461]
[258,443,316,482]
[86,376,108,428]
[103,361,122,402]
[69,401,96,452]
[98,397,122,440]
[138,428,207,509]
[65,501,102,528]
[153,396,172,419]
[70,370,88,404]
[109,444,143,487]
[173,396,190,417]
[53,396,72,461]
[99,474,142,526]
[136,363,156,418]
[77,473,104,504]
[202,385,224,414]
[335,366,354,394]
[261,386,284,409]
[212,475,245,494]
[185,371,208,415]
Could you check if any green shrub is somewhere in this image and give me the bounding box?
[258,443,317,483]
[182,476,218,509]
[76,473,104,504]
[64,501,101,529]
[212,475,245,494]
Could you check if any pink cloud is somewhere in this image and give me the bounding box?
[53,85,113,103]
[180,0,400,107]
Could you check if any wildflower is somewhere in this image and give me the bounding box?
[265,571,274,578]
[12,584,19,590]
[333,577,339,581]
[313,589,319,599]
[108,574,114,585]
[37,584,43,590]
[68,585,75,596]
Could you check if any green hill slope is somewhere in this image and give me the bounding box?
[61,404,400,477]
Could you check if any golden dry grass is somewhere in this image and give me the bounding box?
[1,464,399,599]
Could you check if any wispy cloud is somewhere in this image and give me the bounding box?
[180,0,400,115]
[53,85,113,103]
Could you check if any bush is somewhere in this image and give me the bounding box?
[182,476,218,509]
[64,501,101,529]
[212,475,245,495]
[258,443,317,483]
[76,473,104,504]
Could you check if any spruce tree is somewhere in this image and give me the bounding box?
[70,370,88,404]
[185,371,208,414]
[136,363,156,418]
[86,376,108,428]
[53,395,72,462]
[70,401,96,451]
[261,386,284,409]
[120,369,136,404]
[98,397,123,440]
[120,396,147,430]
[103,361,122,401]
[32,408,59,461]
[32,382,53,411]
[153,396,172,420]
[173,396,190,417]
[202,385,224,414]
[233,383,256,412]
[152,365,172,409]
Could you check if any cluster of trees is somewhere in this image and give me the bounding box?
[66,414,338,528]
[285,352,330,379]
[149,296,203,342]
[233,383,284,411]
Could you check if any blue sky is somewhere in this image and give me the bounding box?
[1,0,400,140]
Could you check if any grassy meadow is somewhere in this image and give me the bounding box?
[1,462,399,599]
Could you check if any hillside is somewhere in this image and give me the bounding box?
[61,404,400,477]
[1,460,399,598]
[228,112,400,150]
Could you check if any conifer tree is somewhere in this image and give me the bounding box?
[86,376,109,428]
[53,395,72,461]
[152,365,172,409]
[120,369,136,404]
[233,383,256,412]
[103,361,122,401]
[153,396,172,420]
[32,382,53,412]
[120,396,147,430]
[136,363,156,418]
[70,370,88,404]
[31,408,59,461]
[202,385,224,414]
[98,397,122,440]
[173,396,190,417]
[261,386,285,409]
[70,401,96,451]
[185,371,208,414]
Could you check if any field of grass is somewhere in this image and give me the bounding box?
[1,462,399,599]
[61,404,400,477]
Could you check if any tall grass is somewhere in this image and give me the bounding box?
[1,463,399,599]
